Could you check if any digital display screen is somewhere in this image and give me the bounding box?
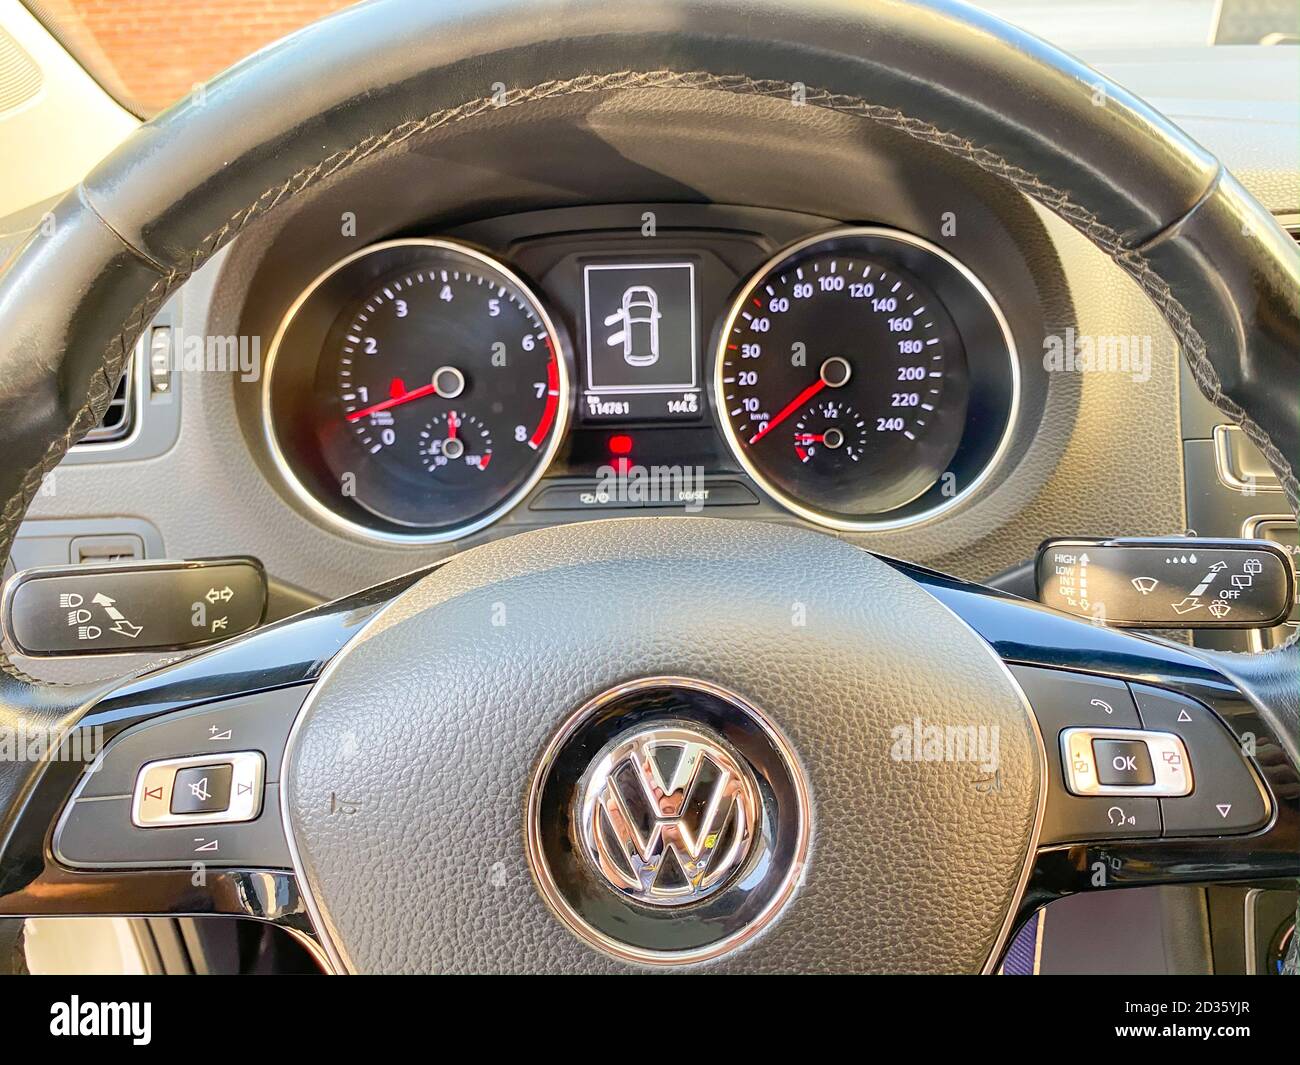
[581,261,701,421]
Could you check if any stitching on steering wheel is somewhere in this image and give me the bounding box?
[0,271,176,684]
[2,68,1295,682]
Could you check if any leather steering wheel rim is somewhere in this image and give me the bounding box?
[0,0,1296,899]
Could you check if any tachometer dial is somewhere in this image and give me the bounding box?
[714,228,1017,529]
[264,239,569,540]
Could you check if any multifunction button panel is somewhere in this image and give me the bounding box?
[1010,665,1271,844]
[53,685,307,869]
[1061,728,1191,796]
[132,751,265,827]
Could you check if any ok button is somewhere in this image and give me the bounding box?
[1092,738,1155,786]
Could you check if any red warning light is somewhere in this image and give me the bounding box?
[608,434,634,456]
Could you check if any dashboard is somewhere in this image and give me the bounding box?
[262,210,1020,544]
[7,45,1293,637]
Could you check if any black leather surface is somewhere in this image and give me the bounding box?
[0,673,100,861]
[0,195,169,561]
[79,1,1219,264]
[1195,642,1300,772]
[285,517,1041,972]
[1137,170,1300,503]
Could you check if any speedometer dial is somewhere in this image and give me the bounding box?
[715,228,1013,529]
[265,239,569,541]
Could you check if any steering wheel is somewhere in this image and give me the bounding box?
[0,0,1295,973]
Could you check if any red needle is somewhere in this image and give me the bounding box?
[748,379,826,445]
[447,411,458,440]
[345,381,441,422]
[795,433,826,443]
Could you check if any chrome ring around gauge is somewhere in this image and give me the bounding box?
[713,227,1019,531]
[263,238,571,543]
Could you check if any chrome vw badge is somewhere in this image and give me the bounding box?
[577,725,761,906]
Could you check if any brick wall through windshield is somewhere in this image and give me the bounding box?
[39,0,355,115]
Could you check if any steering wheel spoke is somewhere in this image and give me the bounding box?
[0,533,1294,972]
[0,572,421,969]
[907,559,1300,964]
[1,535,1296,974]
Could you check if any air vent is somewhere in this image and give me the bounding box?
[78,357,136,445]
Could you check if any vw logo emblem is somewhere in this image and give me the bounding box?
[577,724,761,906]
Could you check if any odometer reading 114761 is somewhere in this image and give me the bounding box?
[716,229,971,527]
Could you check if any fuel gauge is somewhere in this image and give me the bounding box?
[792,400,868,465]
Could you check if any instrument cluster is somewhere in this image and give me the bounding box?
[263,219,1020,542]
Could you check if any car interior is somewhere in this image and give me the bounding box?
[0,0,1296,979]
